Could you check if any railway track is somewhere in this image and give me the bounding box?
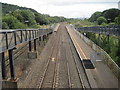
[36,24,91,89]
[37,25,61,89]
[54,25,71,88]
[64,34,81,89]
[64,26,84,89]
[60,27,73,89]
[68,36,89,89]
[52,28,62,89]
[66,26,91,89]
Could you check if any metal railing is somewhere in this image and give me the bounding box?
[77,25,120,36]
[0,28,53,53]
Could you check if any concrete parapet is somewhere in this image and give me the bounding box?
[28,51,38,59]
[53,23,60,32]
[102,50,120,79]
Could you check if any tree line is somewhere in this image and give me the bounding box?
[89,8,120,25]
[1,2,67,29]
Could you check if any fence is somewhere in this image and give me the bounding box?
[0,28,53,53]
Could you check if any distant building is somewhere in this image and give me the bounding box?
[118,1,120,10]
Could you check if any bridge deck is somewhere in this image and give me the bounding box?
[17,23,119,88]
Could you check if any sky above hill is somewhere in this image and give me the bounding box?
[0,0,120,18]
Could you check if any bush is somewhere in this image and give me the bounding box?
[3,15,19,28]
[14,22,27,29]
[115,15,120,24]
[97,16,107,25]
[3,15,27,29]
[103,8,120,22]
[89,11,102,22]
[2,22,9,29]
[12,10,36,26]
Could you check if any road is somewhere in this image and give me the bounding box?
[17,23,119,89]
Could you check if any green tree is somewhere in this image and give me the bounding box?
[97,16,107,25]
[116,39,120,66]
[89,12,102,22]
[2,22,9,29]
[3,15,27,29]
[14,22,27,29]
[103,8,120,22]
[12,10,36,26]
[34,13,49,25]
[12,9,24,22]
[3,15,19,28]
[2,3,37,14]
[115,15,120,24]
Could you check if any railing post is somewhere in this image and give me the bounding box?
[34,39,36,51]
[41,36,43,41]
[25,30,27,41]
[32,31,34,39]
[0,52,7,79]
[28,39,38,59]
[39,36,41,41]
[38,36,41,46]
[5,32,8,49]
[20,30,23,43]
[8,49,15,80]
[13,31,17,45]
[29,41,32,52]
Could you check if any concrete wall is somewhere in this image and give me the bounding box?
[75,29,120,79]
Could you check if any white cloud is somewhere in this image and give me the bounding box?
[0,0,119,18]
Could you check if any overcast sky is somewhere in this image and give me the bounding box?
[0,0,120,18]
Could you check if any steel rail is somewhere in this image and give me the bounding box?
[52,29,61,89]
[67,30,85,89]
[38,33,57,89]
[66,26,92,89]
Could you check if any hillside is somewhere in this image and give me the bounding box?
[1,2,66,29]
[1,2,37,14]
